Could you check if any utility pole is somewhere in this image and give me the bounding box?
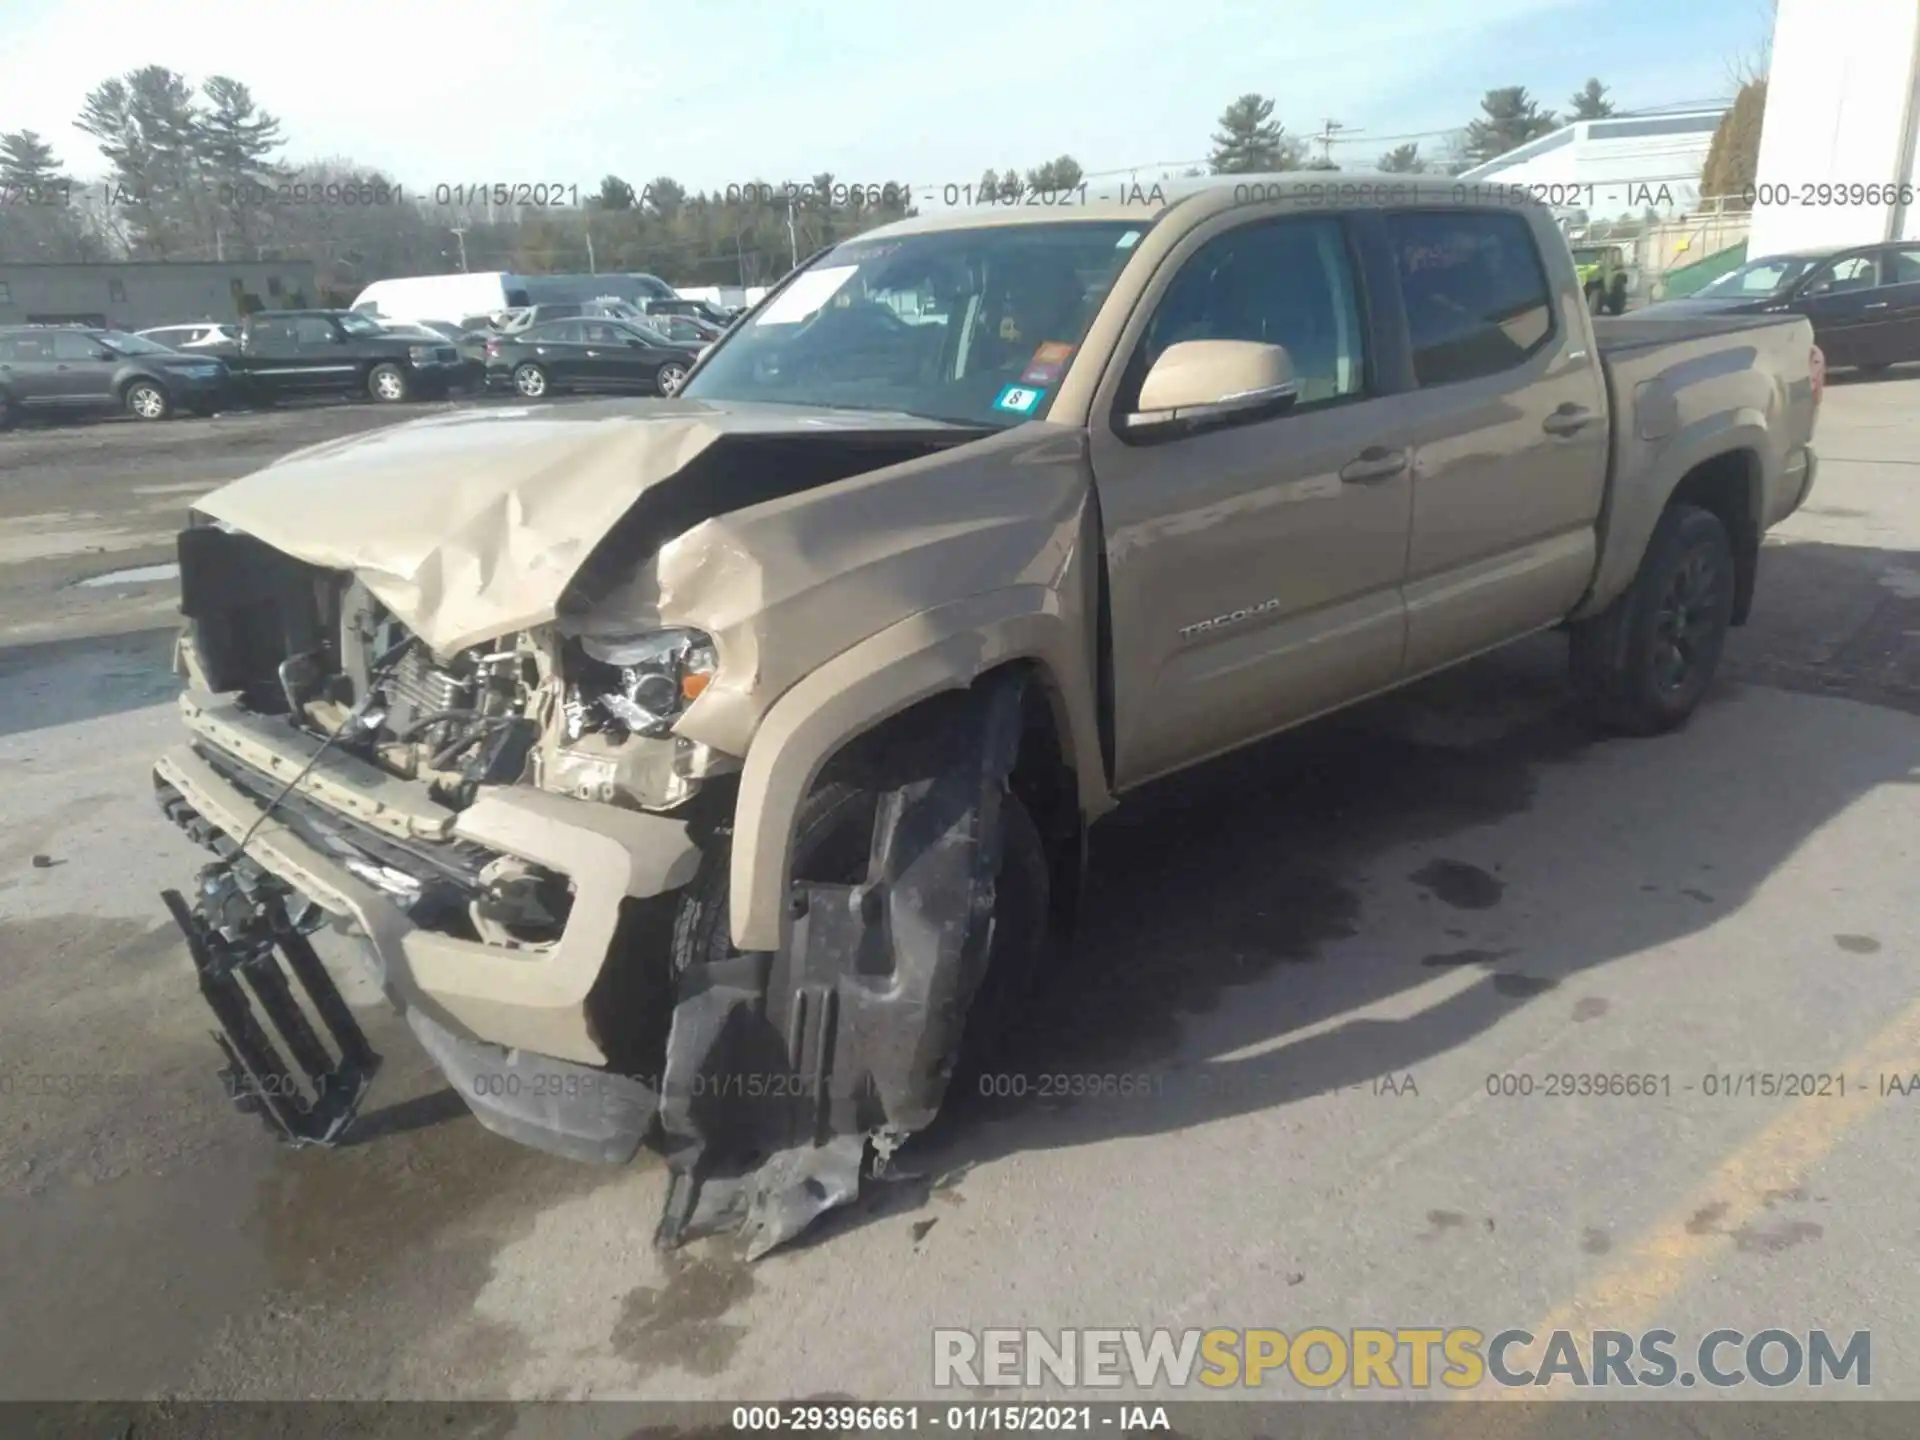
[784,197,798,270]
[1314,119,1354,166]
[586,227,596,275]
[450,226,469,273]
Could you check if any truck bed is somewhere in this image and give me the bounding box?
[1580,307,1818,621]
[1592,309,1807,355]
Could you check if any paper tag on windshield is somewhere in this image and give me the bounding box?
[757,265,859,325]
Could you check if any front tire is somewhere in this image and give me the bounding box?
[655,361,689,397]
[1570,503,1735,735]
[125,380,171,421]
[670,768,1050,1067]
[367,363,410,403]
[512,362,549,398]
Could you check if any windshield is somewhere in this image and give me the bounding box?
[98,330,175,356]
[682,220,1148,426]
[1570,247,1606,264]
[1696,255,1820,298]
[336,312,387,336]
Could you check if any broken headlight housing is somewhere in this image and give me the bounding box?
[572,627,717,739]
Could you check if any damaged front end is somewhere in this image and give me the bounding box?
[154,423,1039,1256]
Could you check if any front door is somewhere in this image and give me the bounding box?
[1089,211,1413,788]
[1790,251,1883,368]
[1856,246,1920,367]
[580,320,648,389]
[1384,208,1610,674]
[49,329,119,408]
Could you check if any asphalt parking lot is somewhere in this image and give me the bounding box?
[1,381,1917,1407]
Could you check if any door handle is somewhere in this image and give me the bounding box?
[1864,301,1890,310]
[1543,404,1597,436]
[1339,446,1409,483]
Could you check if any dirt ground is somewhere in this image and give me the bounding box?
[1,380,1917,1407]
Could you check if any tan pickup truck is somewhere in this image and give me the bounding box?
[153,175,1823,1256]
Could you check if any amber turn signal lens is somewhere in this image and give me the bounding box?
[681,671,712,701]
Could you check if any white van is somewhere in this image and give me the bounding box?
[350,272,532,325]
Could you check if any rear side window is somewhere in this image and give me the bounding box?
[1387,210,1554,387]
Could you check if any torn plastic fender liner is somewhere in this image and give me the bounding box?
[653,669,1028,1258]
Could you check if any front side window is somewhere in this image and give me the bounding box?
[1130,215,1366,409]
[684,220,1147,426]
[1388,210,1555,387]
[292,317,338,344]
[1804,255,1878,294]
[52,330,106,361]
[336,313,385,337]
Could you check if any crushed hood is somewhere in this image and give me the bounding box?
[192,398,974,655]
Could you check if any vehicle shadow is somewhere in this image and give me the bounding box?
[0,625,183,738]
[798,537,1920,1246]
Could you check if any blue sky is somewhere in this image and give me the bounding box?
[0,0,1773,192]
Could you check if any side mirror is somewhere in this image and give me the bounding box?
[92,347,116,361]
[628,338,644,348]
[1123,340,1299,440]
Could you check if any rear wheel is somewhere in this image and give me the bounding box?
[513,362,549,398]
[1570,503,1735,735]
[124,380,171,421]
[367,363,410,402]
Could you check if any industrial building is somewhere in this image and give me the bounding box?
[0,260,318,331]
[1747,0,1920,255]
[1453,108,1731,220]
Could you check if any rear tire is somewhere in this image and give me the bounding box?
[368,363,410,403]
[1570,503,1735,735]
[124,380,171,421]
[513,363,549,399]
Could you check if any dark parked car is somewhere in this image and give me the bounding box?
[1652,241,1920,373]
[640,296,739,327]
[229,309,463,404]
[484,316,701,398]
[649,312,726,345]
[0,324,232,426]
[377,318,487,389]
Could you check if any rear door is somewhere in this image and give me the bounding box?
[1383,207,1610,674]
[525,321,590,384]
[1089,209,1413,787]
[1786,251,1882,367]
[0,332,62,409]
[241,317,301,392]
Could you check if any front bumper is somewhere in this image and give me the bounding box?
[154,690,702,1069]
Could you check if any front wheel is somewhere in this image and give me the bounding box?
[513,362,550,398]
[125,380,171,421]
[655,361,689,397]
[1570,503,1735,735]
[367,363,410,403]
